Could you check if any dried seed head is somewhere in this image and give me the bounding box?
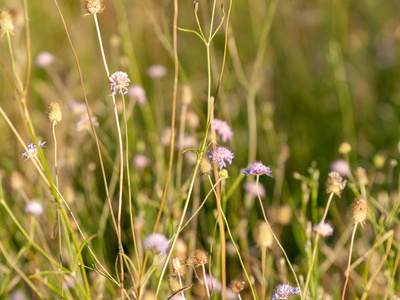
[84,0,105,14]
[47,102,62,126]
[0,10,14,37]
[199,157,213,175]
[229,279,245,294]
[187,249,208,267]
[355,167,368,186]
[254,221,273,249]
[171,257,186,277]
[351,198,369,227]
[167,275,181,292]
[326,171,346,197]
[338,142,351,154]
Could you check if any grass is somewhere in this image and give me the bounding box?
[1,0,400,299]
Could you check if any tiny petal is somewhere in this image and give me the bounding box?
[214,119,233,142]
[271,283,300,300]
[313,221,334,237]
[208,146,234,170]
[243,161,272,176]
[143,233,170,255]
[109,71,130,96]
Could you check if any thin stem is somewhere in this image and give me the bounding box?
[202,264,210,298]
[261,247,267,300]
[342,223,358,300]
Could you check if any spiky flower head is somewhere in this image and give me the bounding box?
[25,201,44,217]
[214,119,233,143]
[47,102,62,126]
[270,283,300,300]
[313,221,334,237]
[351,198,369,227]
[187,249,208,267]
[0,10,14,37]
[143,233,170,255]
[244,161,272,176]
[84,0,105,14]
[199,157,213,175]
[22,141,46,161]
[243,181,266,198]
[325,171,346,197]
[171,257,186,277]
[230,279,245,294]
[109,71,130,96]
[254,221,273,249]
[209,146,234,170]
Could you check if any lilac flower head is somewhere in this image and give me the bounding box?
[243,181,266,198]
[109,71,130,96]
[127,85,147,105]
[271,283,300,300]
[22,141,46,161]
[25,200,44,217]
[143,233,170,255]
[132,154,150,170]
[313,221,334,237]
[244,161,272,176]
[146,64,167,78]
[214,119,233,143]
[35,52,54,68]
[208,146,234,170]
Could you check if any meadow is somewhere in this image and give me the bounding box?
[0,0,400,299]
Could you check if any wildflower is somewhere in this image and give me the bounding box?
[355,167,368,186]
[338,142,351,154]
[35,52,54,68]
[0,10,14,37]
[330,159,350,177]
[25,201,44,217]
[76,114,99,131]
[199,157,213,175]
[143,233,170,255]
[185,111,200,129]
[84,0,105,14]
[187,249,208,267]
[243,181,266,198]
[219,169,229,178]
[171,257,186,277]
[68,101,87,115]
[132,154,150,170]
[109,71,130,96]
[209,146,234,170]
[230,279,245,294]
[146,64,167,78]
[244,161,272,176]
[351,198,369,227]
[325,171,346,197]
[277,205,293,225]
[22,141,46,161]
[313,221,334,237]
[270,283,300,300]
[47,102,62,126]
[373,154,385,169]
[214,119,233,142]
[127,85,147,105]
[254,221,273,249]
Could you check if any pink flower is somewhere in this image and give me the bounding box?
[209,147,234,170]
[214,119,233,142]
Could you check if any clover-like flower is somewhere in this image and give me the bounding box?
[22,141,46,161]
[214,119,233,143]
[313,221,334,237]
[109,71,130,96]
[326,171,346,197]
[143,233,170,255]
[271,283,300,300]
[208,146,234,170]
[244,161,272,176]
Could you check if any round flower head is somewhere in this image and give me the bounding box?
[109,71,130,96]
[143,233,170,255]
[132,154,150,170]
[270,283,300,300]
[35,52,54,68]
[254,221,273,249]
[209,146,234,170]
[25,201,44,217]
[0,10,14,37]
[47,102,62,126]
[230,279,245,294]
[330,159,350,177]
[313,221,334,237]
[84,0,105,14]
[214,119,233,143]
[244,161,272,176]
[187,249,208,267]
[325,171,346,197]
[127,85,147,105]
[243,181,266,198]
[22,141,46,161]
[351,198,369,227]
[146,64,167,78]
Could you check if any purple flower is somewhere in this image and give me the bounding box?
[214,119,233,142]
[127,85,147,105]
[243,181,266,198]
[109,71,130,96]
[132,154,150,170]
[22,141,46,161]
[209,146,234,170]
[313,221,334,237]
[243,161,272,176]
[143,233,170,255]
[271,283,300,300]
